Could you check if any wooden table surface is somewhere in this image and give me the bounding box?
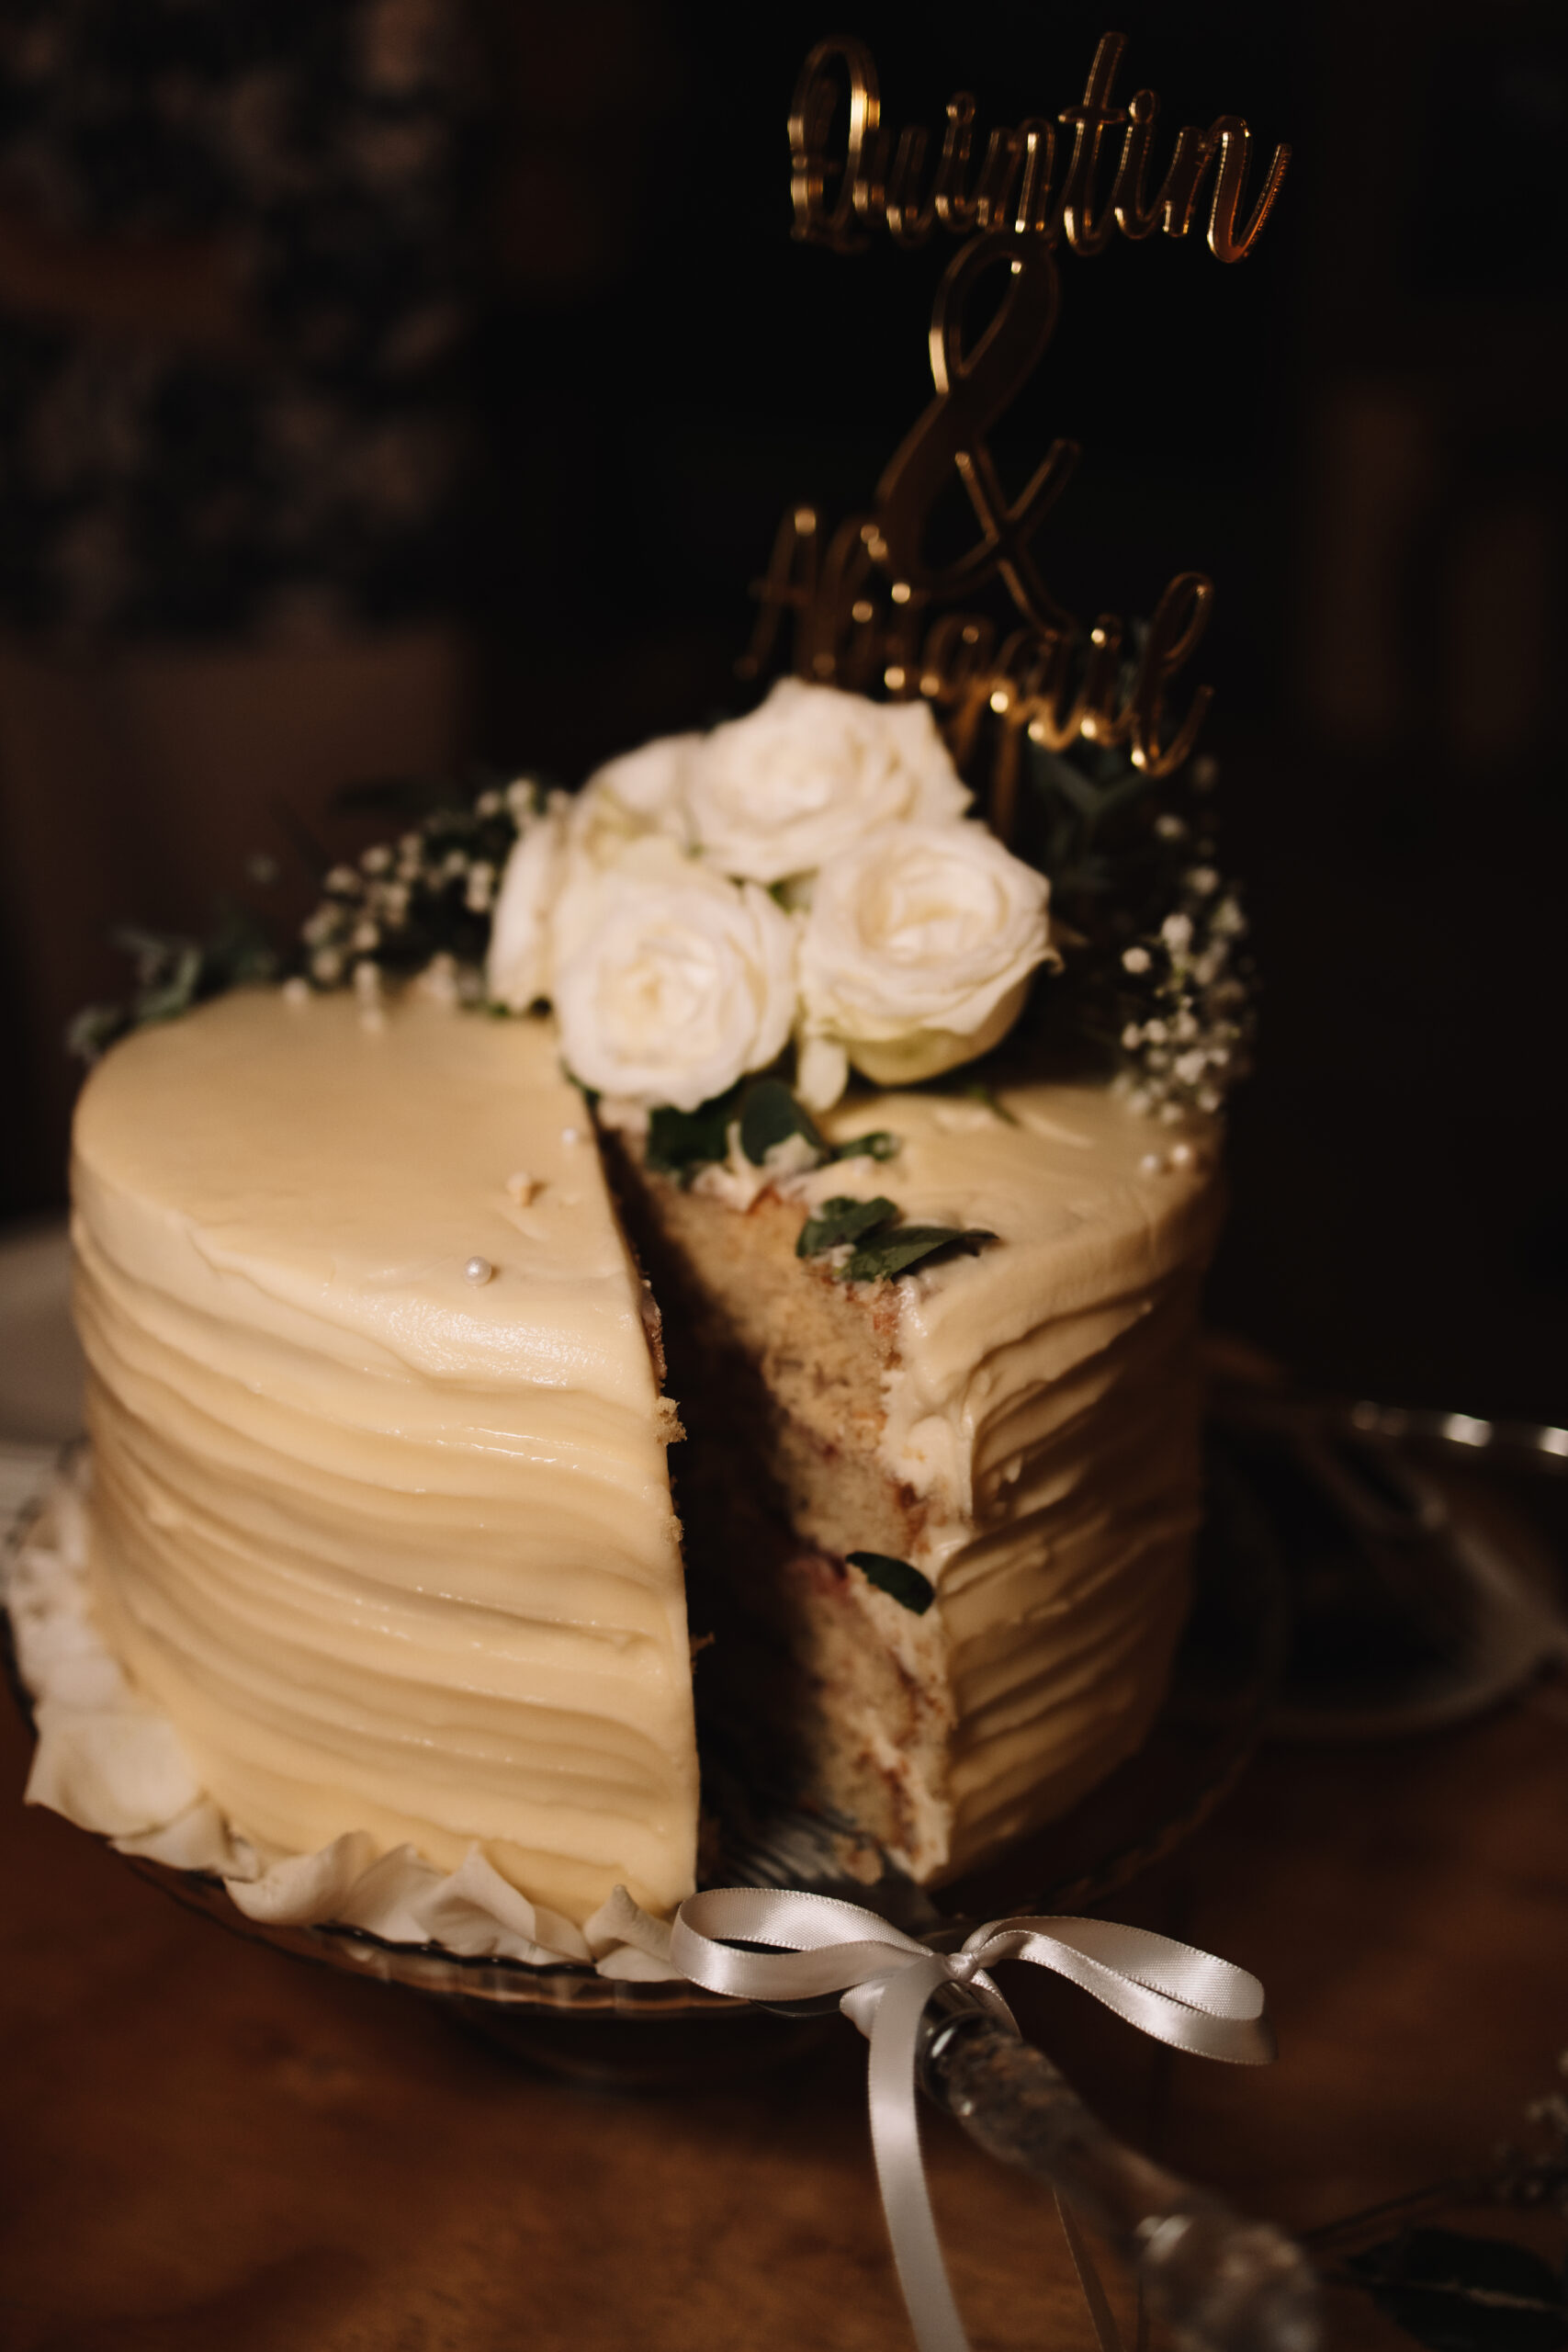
[5,1628,1568,2351]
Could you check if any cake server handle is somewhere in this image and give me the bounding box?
[919,2000,1320,2352]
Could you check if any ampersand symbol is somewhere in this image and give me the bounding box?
[874,233,1080,630]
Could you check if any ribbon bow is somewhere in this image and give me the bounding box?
[671,1887,1273,2352]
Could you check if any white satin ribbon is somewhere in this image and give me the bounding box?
[670,1887,1273,2352]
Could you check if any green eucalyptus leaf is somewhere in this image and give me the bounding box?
[829,1130,900,1163]
[644,1086,743,1182]
[64,1003,130,1066]
[961,1082,1019,1125]
[840,1225,997,1283]
[739,1078,825,1167]
[846,1552,935,1615]
[1346,2229,1568,2352]
[110,922,187,985]
[136,942,204,1024]
[796,1196,899,1260]
[203,903,278,991]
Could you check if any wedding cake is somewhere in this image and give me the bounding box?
[55,679,1246,1931]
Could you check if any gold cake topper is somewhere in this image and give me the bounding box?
[739,34,1290,839]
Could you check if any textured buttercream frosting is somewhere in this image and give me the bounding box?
[71,988,697,1925]
[812,1083,1222,1871]
[68,982,1220,1922]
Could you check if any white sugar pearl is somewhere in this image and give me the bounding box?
[1139,1152,1165,1175]
[464,1256,493,1285]
[560,1126,581,1146]
[1169,1141,1195,1167]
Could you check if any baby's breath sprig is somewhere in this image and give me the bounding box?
[297,778,536,999]
[1016,729,1257,1118]
[68,776,544,1063]
[1109,834,1256,1121]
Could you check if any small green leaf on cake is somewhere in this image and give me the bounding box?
[962,1082,1020,1126]
[739,1078,826,1167]
[69,908,283,1065]
[130,939,204,1025]
[796,1196,900,1259]
[840,1225,997,1283]
[847,1552,936,1615]
[641,1076,903,1184]
[828,1129,900,1162]
[645,1085,744,1182]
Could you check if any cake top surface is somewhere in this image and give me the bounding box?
[72,986,659,1401]
[807,1069,1220,1495]
[74,977,1219,1447]
[815,1077,1213,1259]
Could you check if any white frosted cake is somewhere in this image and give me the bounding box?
[69,981,1219,1928]
[46,680,1248,1937]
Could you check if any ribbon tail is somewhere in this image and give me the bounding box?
[865,1957,972,2352]
[1055,2189,1126,2352]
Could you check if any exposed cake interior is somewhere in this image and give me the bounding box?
[607,1077,1221,1885]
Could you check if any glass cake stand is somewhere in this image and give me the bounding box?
[1,1449,1287,2079]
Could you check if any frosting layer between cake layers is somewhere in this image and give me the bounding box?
[72,988,697,1927]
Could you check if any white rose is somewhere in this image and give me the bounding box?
[797,821,1055,1107]
[489,739,701,1011]
[486,790,569,1010]
[686,678,970,885]
[553,839,797,1111]
[570,732,698,868]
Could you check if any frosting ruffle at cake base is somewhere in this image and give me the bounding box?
[5,1461,681,1982]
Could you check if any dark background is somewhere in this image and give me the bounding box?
[5,0,1565,1421]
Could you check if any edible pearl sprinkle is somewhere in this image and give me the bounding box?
[560,1126,581,1146]
[464,1256,493,1284]
[1139,1152,1165,1175]
[1169,1141,1195,1167]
